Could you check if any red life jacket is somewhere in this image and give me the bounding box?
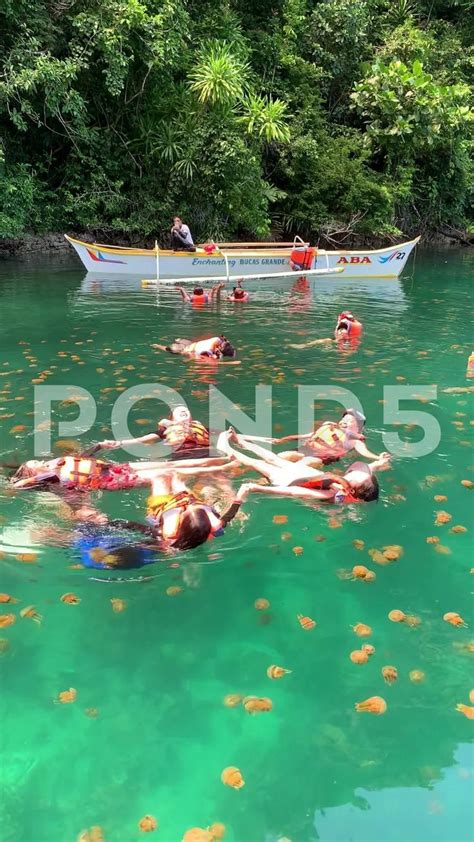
[295,473,360,503]
[290,246,316,271]
[191,292,208,305]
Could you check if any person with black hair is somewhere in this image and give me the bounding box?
[151,335,238,362]
[145,466,243,551]
[217,430,390,505]
[175,283,225,306]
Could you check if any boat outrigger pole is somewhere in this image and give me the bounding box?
[141,266,344,286]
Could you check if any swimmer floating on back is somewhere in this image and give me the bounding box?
[10,452,231,494]
[217,430,391,504]
[272,408,388,465]
[97,404,213,460]
[289,312,363,349]
[152,335,240,363]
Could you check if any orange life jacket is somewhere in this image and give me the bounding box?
[191,293,208,305]
[147,491,223,540]
[57,456,110,490]
[290,246,316,271]
[163,420,209,449]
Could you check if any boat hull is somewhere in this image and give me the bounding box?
[65,235,420,279]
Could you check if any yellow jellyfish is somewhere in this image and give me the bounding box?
[355,696,387,715]
[382,666,398,684]
[221,766,245,789]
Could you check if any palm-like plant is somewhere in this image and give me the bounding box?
[151,122,183,164]
[387,0,420,27]
[241,94,290,143]
[189,42,250,106]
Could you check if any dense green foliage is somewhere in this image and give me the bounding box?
[0,0,472,242]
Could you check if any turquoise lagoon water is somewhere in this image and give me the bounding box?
[0,247,473,842]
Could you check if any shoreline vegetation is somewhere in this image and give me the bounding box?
[1,1,472,247]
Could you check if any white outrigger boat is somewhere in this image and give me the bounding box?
[65,234,420,282]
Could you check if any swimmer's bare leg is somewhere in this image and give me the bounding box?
[216,431,285,484]
[278,451,323,469]
[288,338,334,350]
[130,456,229,472]
[237,435,297,469]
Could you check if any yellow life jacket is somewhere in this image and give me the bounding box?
[57,456,109,489]
[164,419,209,448]
[310,421,346,452]
[147,491,223,541]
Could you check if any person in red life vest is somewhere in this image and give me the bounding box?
[175,283,225,306]
[9,448,231,493]
[228,279,249,302]
[97,405,214,460]
[334,311,363,341]
[152,335,239,363]
[289,312,363,350]
[9,455,149,492]
[217,429,391,503]
[272,408,388,465]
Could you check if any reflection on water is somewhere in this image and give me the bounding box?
[0,248,473,842]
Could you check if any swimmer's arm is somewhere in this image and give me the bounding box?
[353,440,381,460]
[288,338,333,350]
[273,433,312,443]
[210,283,225,301]
[220,499,242,525]
[172,461,235,476]
[176,286,191,302]
[238,482,333,501]
[95,434,160,450]
[367,453,392,472]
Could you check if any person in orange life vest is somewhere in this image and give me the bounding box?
[175,283,225,306]
[97,405,212,460]
[9,455,149,492]
[289,312,363,350]
[272,409,388,465]
[217,429,391,503]
[143,466,244,551]
[9,449,231,493]
[151,335,237,361]
[334,311,363,341]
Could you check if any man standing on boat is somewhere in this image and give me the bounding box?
[170,216,196,252]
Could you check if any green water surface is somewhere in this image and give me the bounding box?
[0,248,473,842]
